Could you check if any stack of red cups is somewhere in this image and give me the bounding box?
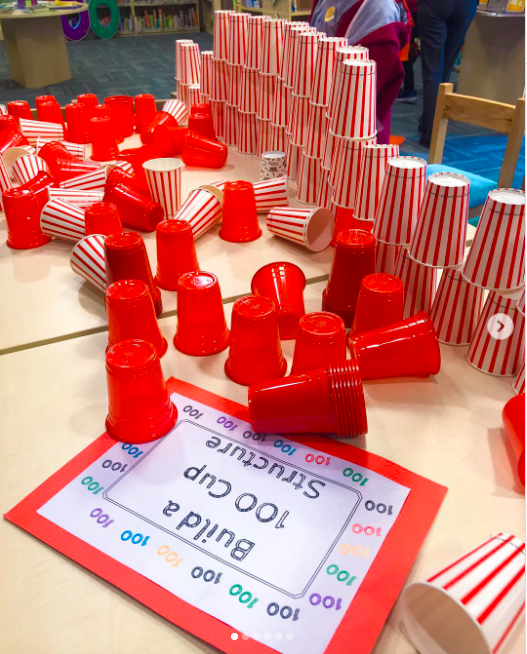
[256,18,284,158]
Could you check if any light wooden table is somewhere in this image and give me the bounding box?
[0,5,85,88]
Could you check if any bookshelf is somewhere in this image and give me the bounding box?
[117,0,200,36]
[240,0,312,20]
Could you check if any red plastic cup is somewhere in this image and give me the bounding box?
[349,311,441,380]
[248,360,368,436]
[105,339,176,443]
[290,312,347,375]
[105,231,163,316]
[188,112,216,141]
[104,183,164,233]
[89,117,119,162]
[502,393,525,487]
[7,101,32,124]
[225,295,287,386]
[251,262,306,340]
[0,114,19,136]
[18,171,55,210]
[219,180,261,242]
[35,95,57,110]
[50,158,100,184]
[92,103,123,143]
[191,103,213,116]
[141,111,182,156]
[65,102,90,144]
[77,93,99,118]
[322,229,376,327]
[106,165,150,198]
[3,187,51,249]
[331,206,355,246]
[182,131,228,168]
[85,202,123,237]
[104,96,135,138]
[134,94,157,133]
[37,101,64,126]
[38,140,74,166]
[174,271,230,356]
[155,220,200,291]
[106,280,167,357]
[0,128,29,152]
[351,273,404,335]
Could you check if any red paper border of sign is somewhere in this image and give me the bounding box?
[5,377,447,654]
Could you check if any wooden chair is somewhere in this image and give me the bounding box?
[429,82,525,190]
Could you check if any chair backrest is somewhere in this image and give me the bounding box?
[429,83,525,188]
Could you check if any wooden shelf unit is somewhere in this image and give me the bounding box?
[240,0,312,20]
[117,0,200,36]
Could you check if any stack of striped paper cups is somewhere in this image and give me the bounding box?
[256,18,284,158]
[199,51,213,105]
[210,10,233,139]
[175,41,201,112]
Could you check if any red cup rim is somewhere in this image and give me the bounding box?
[106,339,158,375]
[178,271,219,294]
[105,231,144,253]
[251,261,306,294]
[106,279,150,306]
[361,273,404,296]
[337,229,376,250]
[156,219,193,237]
[299,312,346,340]
[233,295,276,322]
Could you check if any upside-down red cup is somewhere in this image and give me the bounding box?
[466,292,524,377]
[19,118,64,145]
[85,201,123,237]
[248,360,368,436]
[105,231,162,316]
[12,154,48,185]
[174,271,230,356]
[200,51,213,96]
[143,157,183,219]
[188,112,216,141]
[89,117,119,162]
[70,233,106,291]
[106,280,167,357]
[267,206,334,251]
[374,156,427,246]
[219,180,261,242]
[310,36,348,106]
[92,102,123,143]
[251,262,306,340]
[65,103,90,144]
[104,183,163,233]
[330,59,376,139]
[395,247,437,318]
[37,101,65,127]
[323,229,376,326]
[174,186,223,239]
[354,143,400,221]
[296,154,321,205]
[3,187,51,249]
[182,131,228,168]
[104,96,135,137]
[18,171,54,210]
[38,140,74,167]
[77,93,99,118]
[35,95,57,110]
[503,393,525,486]
[0,128,30,154]
[429,268,485,346]
[225,295,287,385]
[49,158,100,184]
[134,94,157,134]
[7,100,32,124]
[191,102,213,118]
[105,339,176,443]
[237,111,258,155]
[290,312,347,375]
[349,311,441,379]
[350,273,404,335]
[462,188,525,292]
[0,114,19,137]
[141,111,182,157]
[155,220,199,291]
[106,165,148,197]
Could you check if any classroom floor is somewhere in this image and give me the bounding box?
[0,32,524,187]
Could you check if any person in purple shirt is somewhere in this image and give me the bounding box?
[310,0,412,144]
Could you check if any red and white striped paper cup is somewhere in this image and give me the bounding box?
[213,11,232,62]
[210,100,225,139]
[513,362,525,394]
[180,42,201,86]
[430,268,485,345]
[354,143,399,220]
[173,187,223,240]
[374,156,427,246]
[409,172,470,269]
[286,141,302,180]
[59,166,110,191]
[178,84,189,110]
[227,12,248,66]
[272,78,290,128]
[48,188,104,207]
[70,233,106,292]
[223,104,239,146]
[36,138,85,161]
[267,206,334,251]
[395,247,438,319]
[19,118,65,146]
[162,99,188,125]
[0,154,13,209]
[12,154,49,185]
[239,69,259,114]
[227,64,243,107]
[292,31,321,98]
[330,59,376,139]
[289,94,311,147]
[1,145,37,178]
[321,128,341,173]
[402,533,525,654]
[40,198,86,242]
[310,37,348,107]
[327,45,369,121]
[517,290,525,316]
[463,189,525,292]
[253,177,288,213]
[333,138,375,210]
[186,85,200,112]
[270,123,287,153]
[175,38,193,82]
[143,158,183,219]
[199,51,213,97]
[260,18,285,76]
[297,154,321,205]
[467,292,524,376]
[317,166,333,210]
[375,241,400,275]
[245,15,267,71]
[0,104,7,116]
[257,73,276,121]
[280,23,305,83]
[304,104,328,159]
[211,58,229,102]
[256,119,272,159]
[285,25,317,89]
[237,111,257,155]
